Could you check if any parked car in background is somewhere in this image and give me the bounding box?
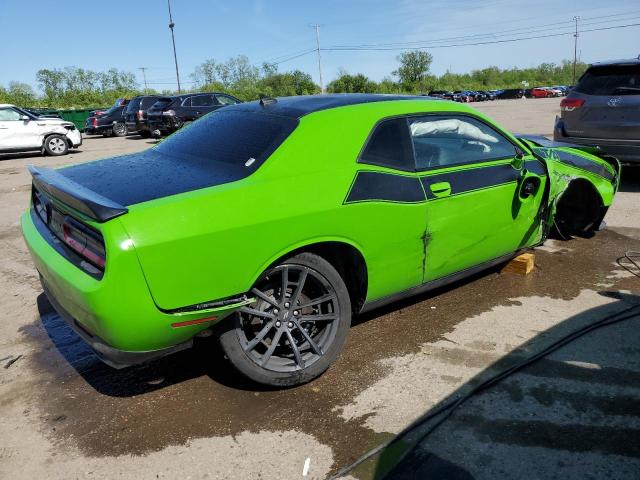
[453,90,474,102]
[146,92,241,136]
[479,90,497,101]
[427,91,455,100]
[124,95,161,137]
[85,104,128,137]
[554,56,640,165]
[495,89,524,99]
[0,104,81,156]
[90,98,130,118]
[22,94,618,387]
[531,87,553,98]
[471,91,488,101]
[551,86,569,96]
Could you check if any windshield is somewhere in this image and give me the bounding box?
[575,65,640,95]
[154,110,298,171]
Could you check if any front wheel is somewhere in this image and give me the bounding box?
[44,134,69,156]
[219,253,351,387]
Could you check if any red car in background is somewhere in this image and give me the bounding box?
[531,87,552,98]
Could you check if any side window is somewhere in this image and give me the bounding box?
[409,115,516,170]
[191,95,216,107]
[359,118,413,171]
[181,97,192,107]
[0,108,22,121]
[216,94,239,105]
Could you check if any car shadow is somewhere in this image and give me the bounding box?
[350,291,640,480]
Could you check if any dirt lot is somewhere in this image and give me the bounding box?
[0,98,639,479]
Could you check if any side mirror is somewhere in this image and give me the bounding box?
[19,115,30,121]
[511,148,525,170]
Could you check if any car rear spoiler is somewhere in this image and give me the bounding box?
[28,165,128,223]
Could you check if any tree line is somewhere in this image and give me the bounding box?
[0,51,588,109]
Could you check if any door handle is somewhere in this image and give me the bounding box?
[429,181,451,198]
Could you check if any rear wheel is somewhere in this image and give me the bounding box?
[139,130,152,138]
[219,252,351,387]
[112,122,128,137]
[44,135,68,156]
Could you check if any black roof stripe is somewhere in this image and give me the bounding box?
[224,94,435,118]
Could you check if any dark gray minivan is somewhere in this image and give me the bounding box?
[554,57,640,165]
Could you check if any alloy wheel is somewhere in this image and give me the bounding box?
[237,264,340,372]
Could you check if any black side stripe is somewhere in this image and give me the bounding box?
[421,163,521,199]
[524,159,547,176]
[345,171,425,204]
[552,150,615,181]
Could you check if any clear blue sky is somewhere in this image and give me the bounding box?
[1,0,638,90]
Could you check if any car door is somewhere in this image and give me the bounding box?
[345,117,428,298]
[188,94,217,119]
[408,114,547,282]
[0,107,41,149]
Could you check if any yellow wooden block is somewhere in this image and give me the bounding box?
[502,253,535,275]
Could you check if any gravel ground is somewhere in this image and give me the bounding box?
[0,97,638,480]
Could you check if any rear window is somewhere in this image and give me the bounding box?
[154,110,298,170]
[575,65,640,95]
[151,98,174,109]
[140,96,161,109]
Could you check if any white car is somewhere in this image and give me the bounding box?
[0,104,82,156]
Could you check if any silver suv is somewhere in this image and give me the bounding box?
[554,57,640,165]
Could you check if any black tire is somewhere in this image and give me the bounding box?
[112,123,128,137]
[219,252,351,387]
[43,134,69,156]
[139,130,152,138]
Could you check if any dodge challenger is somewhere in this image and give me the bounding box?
[21,94,620,386]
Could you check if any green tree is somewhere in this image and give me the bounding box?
[327,70,377,93]
[393,50,433,90]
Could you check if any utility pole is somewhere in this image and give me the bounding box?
[167,0,182,93]
[572,16,580,84]
[138,67,149,94]
[311,24,325,94]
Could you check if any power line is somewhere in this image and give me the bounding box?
[321,22,640,52]
[328,13,640,49]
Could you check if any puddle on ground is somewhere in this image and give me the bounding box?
[16,227,640,474]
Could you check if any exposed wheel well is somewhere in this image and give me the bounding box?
[277,242,368,313]
[554,179,605,238]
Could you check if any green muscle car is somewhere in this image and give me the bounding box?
[21,94,620,386]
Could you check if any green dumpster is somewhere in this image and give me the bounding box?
[58,108,104,131]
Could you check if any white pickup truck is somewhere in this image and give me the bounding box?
[0,104,82,156]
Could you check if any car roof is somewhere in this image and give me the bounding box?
[0,103,15,108]
[227,94,433,118]
[589,57,640,67]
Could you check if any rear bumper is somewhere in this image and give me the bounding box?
[554,119,640,165]
[41,276,193,369]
